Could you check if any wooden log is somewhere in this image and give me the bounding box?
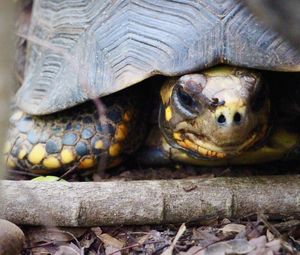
[0,176,299,227]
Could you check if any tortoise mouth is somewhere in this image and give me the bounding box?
[171,124,268,159]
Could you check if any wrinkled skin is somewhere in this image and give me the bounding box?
[159,66,270,160]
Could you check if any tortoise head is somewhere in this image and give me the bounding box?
[159,66,270,159]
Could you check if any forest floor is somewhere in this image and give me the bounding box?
[9,163,300,255]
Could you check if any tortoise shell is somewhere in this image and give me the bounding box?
[16,0,300,115]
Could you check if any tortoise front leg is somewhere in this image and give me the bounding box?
[4,92,143,175]
[137,127,173,166]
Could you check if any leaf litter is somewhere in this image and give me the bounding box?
[20,213,300,255]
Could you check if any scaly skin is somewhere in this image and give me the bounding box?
[158,66,270,161]
[4,91,141,174]
[5,66,300,173]
[141,66,300,166]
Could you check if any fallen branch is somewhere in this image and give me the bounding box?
[0,176,299,226]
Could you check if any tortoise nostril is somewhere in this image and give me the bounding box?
[234,112,242,123]
[217,114,226,124]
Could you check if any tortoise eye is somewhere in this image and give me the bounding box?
[177,86,197,110]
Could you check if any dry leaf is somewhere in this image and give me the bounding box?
[80,232,96,249]
[247,236,267,255]
[30,247,51,255]
[137,234,150,245]
[266,229,274,242]
[91,227,103,238]
[249,235,267,249]
[162,223,187,255]
[193,228,220,241]
[98,233,125,249]
[55,245,80,255]
[179,246,203,255]
[221,223,245,234]
[220,218,231,225]
[246,224,264,239]
[202,239,254,255]
[247,236,281,255]
[266,239,281,251]
[25,227,86,243]
[105,246,121,255]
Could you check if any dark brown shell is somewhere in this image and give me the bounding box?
[16,0,300,115]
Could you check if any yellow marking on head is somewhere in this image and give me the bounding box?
[6,156,16,168]
[203,65,235,77]
[177,140,188,149]
[61,149,75,164]
[160,80,175,105]
[216,152,226,158]
[123,111,132,122]
[79,156,96,169]
[184,139,198,151]
[3,142,11,154]
[18,149,27,160]
[94,140,104,149]
[43,156,61,169]
[197,145,208,156]
[165,106,172,121]
[28,144,46,164]
[173,132,182,141]
[115,123,128,142]
[109,143,121,157]
[199,146,226,158]
[208,150,218,157]
[176,137,227,160]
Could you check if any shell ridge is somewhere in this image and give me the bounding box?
[17,0,300,115]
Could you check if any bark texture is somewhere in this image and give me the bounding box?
[0,176,299,226]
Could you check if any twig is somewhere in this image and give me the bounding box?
[258,213,282,238]
[0,176,299,226]
[162,223,186,255]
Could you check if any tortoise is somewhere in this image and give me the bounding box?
[246,0,300,50]
[4,0,300,174]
